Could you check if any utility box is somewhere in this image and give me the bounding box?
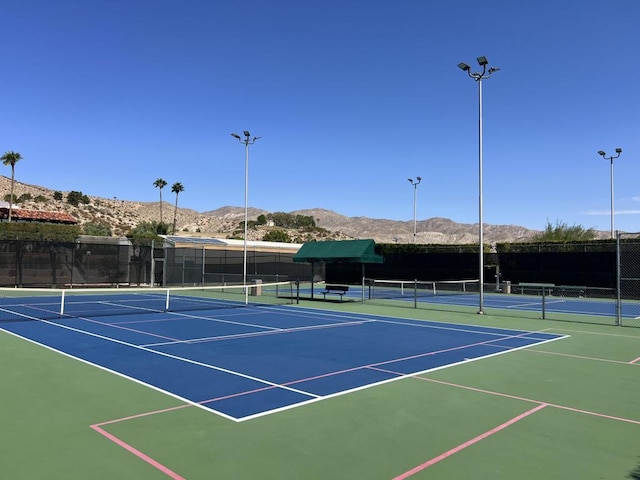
[250,279,262,296]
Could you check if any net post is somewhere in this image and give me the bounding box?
[60,289,66,317]
[165,289,170,311]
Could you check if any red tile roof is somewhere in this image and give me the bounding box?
[0,208,77,224]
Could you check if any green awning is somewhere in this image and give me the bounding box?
[293,239,383,264]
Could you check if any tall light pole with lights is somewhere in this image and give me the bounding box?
[458,56,500,315]
[408,177,422,243]
[597,148,622,239]
[231,131,261,302]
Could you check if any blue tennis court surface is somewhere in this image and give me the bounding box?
[0,303,566,421]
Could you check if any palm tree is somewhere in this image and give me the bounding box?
[1,151,24,221]
[153,178,167,224]
[171,182,184,234]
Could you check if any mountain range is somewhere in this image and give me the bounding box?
[1,176,544,244]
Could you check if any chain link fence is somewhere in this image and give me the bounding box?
[0,238,156,287]
[617,232,640,327]
[163,246,311,286]
[1,235,639,328]
[0,239,311,288]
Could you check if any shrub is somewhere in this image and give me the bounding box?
[262,229,291,243]
[67,191,90,206]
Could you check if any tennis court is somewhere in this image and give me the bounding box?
[359,279,640,322]
[2,283,639,479]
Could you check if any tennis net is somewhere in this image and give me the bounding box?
[0,281,296,322]
[366,279,480,301]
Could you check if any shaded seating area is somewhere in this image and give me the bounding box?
[293,239,383,301]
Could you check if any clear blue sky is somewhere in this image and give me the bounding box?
[2,0,638,232]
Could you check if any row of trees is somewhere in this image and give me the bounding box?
[153,178,184,234]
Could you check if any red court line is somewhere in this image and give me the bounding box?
[392,404,548,479]
[411,376,640,426]
[629,356,640,365]
[90,424,185,480]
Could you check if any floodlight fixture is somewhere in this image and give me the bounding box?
[243,130,251,137]
[597,147,623,238]
[231,133,241,139]
[477,56,488,66]
[458,62,471,72]
[408,176,422,243]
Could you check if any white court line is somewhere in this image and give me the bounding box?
[19,316,322,401]
[143,320,372,347]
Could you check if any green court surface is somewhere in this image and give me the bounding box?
[1,301,639,479]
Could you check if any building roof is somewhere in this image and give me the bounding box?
[0,208,77,224]
[162,235,303,253]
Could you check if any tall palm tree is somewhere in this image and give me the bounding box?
[1,151,24,221]
[171,182,184,234]
[153,178,167,224]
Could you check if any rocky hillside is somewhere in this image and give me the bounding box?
[1,176,541,244]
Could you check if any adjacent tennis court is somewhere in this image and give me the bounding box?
[357,278,640,322]
[2,283,639,479]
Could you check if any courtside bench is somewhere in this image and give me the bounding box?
[557,285,587,297]
[516,283,555,295]
[321,284,349,301]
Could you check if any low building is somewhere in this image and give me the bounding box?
[0,205,77,224]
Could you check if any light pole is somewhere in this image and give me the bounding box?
[231,130,261,302]
[597,148,622,239]
[458,56,500,315]
[408,177,422,243]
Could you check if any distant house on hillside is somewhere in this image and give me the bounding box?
[0,202,77,225]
